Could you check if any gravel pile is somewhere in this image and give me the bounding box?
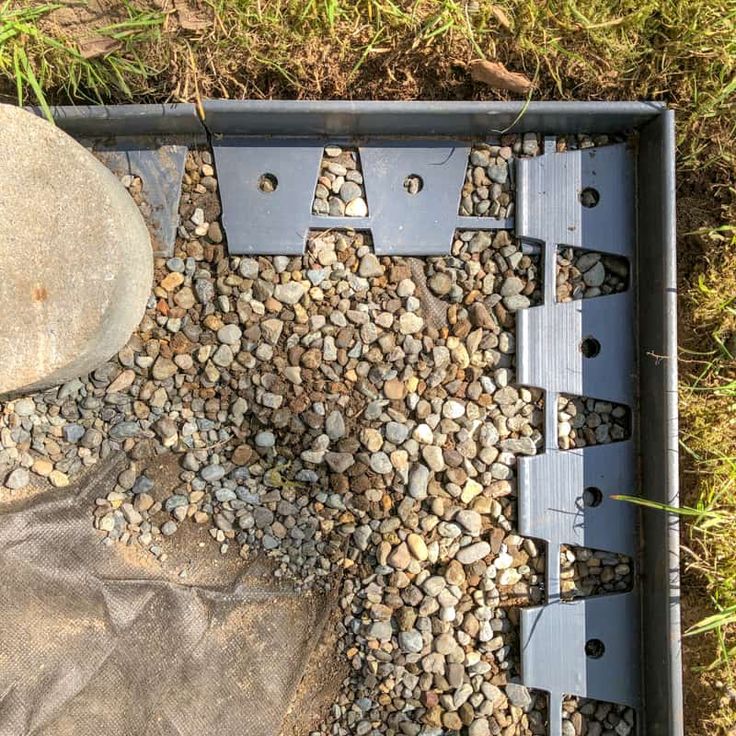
[560,546,633,600]
[0,142,635,735]
[555,134,624,152]
[459,134,539,219]
[556,248,629,302]
[562,696,635,736]
[557,396,629,450]
[115,173,156,232]
[312,146,368,217]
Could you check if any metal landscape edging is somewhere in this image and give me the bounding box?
[39,100,681,736]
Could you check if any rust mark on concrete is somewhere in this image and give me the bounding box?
[32,284,48,302]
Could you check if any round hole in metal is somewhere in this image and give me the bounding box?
[583,486,603,507]
[581,337,601,358]
[403,174,423,195]
[258,173,278,193]
[580,187,600,208]
[585,639,605,658]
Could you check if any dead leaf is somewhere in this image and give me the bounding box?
[78,37,122,60]
[490,5,512,30]
[174,0,211,31]
[468,59,532,94]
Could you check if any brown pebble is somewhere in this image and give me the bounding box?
[384,378,406,400]
[443,711,463,730]
[231,444,253,465]
[160,272,184,291]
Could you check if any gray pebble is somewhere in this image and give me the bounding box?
[385,421,409,444]
[505,683,532,709]
[255,431,275,448]
[161,521,178,536]
[131,475,154,495]
[339,180,363,203]
[583,260,606,287]
[370,452,393,475]
[358,253,383,278]
[367,621,392,641]
[398,630,423,653]
[201,464,226,482]
[109,421,140,440]
[164,495,189,512]
[274,282,306,305]
[63,424,85,443]
[325,410,346,440]
[13,398,35,416]
[239,258,259,279]
[5,467,29,489]
[217,324,242,345]
[408,464,430,499]
[455,541,490,565]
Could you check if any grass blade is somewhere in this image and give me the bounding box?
[15,47,53,123]
[686,605,736,636]
[12,45,22,106]
[611,494,728,523]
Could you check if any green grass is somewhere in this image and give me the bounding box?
[676,224,736,733]
[616,480,736,658]
[0,0,164,116]
[3,1,733,179]
[510,1,736,175]
[681,452,736,663]
[179,1,736,193]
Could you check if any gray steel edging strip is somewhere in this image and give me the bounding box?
[25,99,682,731]
[36,100,664,138]
[201,100,665,138]
[637,109,683,736]
[41,103,205,136]
[516,139,640,735]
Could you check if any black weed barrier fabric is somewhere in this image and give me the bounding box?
[0,455,335,736]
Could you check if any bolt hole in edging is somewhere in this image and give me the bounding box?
[583,486,603,507]
[403,174,423,195]
[585,639,605,659]
[579,187,600,208]
[580,337,601,358]
[258,173,278,193]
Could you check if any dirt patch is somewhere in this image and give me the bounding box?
[38,0,210,54]
[281,583,349,736]
[682,589,736,735]
[39,0,143,44]
[113,450,251,583]
[676,177,736,735]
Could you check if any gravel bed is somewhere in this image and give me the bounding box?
[560,546,633,600]
[0,148,583,735]
[459,133,540,219]
[111,173,156,244]
[556,247,629,302]
[312,146,368,217]
[562,696,635,736]
[555,134,626,152]
[557,396,629,450]
[445,229,542,311]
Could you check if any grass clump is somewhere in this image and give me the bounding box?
[0,1,164,116]
[681,224,736,628]
[2,1,733,182]
[677,221,736,732]
[511,1,736,174]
